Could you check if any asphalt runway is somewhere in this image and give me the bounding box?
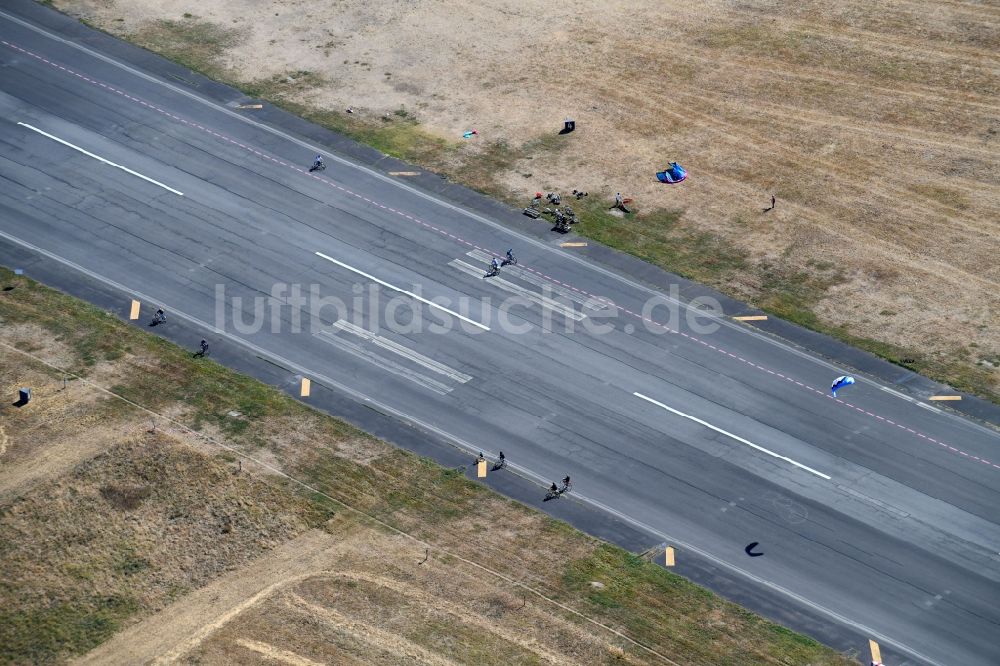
[2,5,999,665]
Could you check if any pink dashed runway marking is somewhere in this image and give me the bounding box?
[6,37,999,473]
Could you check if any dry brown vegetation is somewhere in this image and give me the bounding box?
[51,0,1000,403]
[0,271,853,664]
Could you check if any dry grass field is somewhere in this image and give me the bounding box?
[0,268,851,664]
[50,0,1000,403]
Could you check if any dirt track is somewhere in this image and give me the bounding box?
[74,528,339,665]
[76,525,648,666]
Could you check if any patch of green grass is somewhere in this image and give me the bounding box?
[100,484,152,511]
[300,491,339,528]
[243,70,326,101]
[0,269,136,373]
[909,184,971,210]
[358,121,451,163]
[0,425,321,663]
[806,259,836,271]
[128,19,241,80]
[571,199,749,285]
[0,595,137,664]
[520,132,567,155]
[455,139,523,198]
[452,133,572,200]
[115,550,151,576]
[834,331,998,401]
[561,545,846,665]
[697,24,777,50]
[256,95,452,166]
[755,261,846,329]
[244,70,449,164]
[413,618,544,665]
[743,264,999,402]
[293,446,489,528]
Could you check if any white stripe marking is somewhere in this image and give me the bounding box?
[17,122,184,196]
[315,251,489,331]
[465,249,603,311]
[332,320,472,383]
[879,386,913,402]
[633,392,832,480]
[836,485,909,518]
[450,259,585,321]
[315,330,452,395]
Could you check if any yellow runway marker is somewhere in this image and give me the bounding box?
[300,378,311,397]
[129,299,141,320]
[733,315,768,321]
[560,242,588,247]
[665,547,675,567]
[869,639,881,663]
[477,460,487,478]
[929,395,961,401]
[236,104,263,109]
[388,171,421,176]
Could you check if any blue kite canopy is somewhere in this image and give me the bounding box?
[830,375,855,397]
[656,162,688,184]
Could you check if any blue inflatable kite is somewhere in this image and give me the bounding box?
[830,375,855,397]
[656,162,688,184]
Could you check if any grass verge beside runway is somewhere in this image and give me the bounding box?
[0,267,851,663]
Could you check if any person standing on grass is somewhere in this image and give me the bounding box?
[612,193,631,214]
